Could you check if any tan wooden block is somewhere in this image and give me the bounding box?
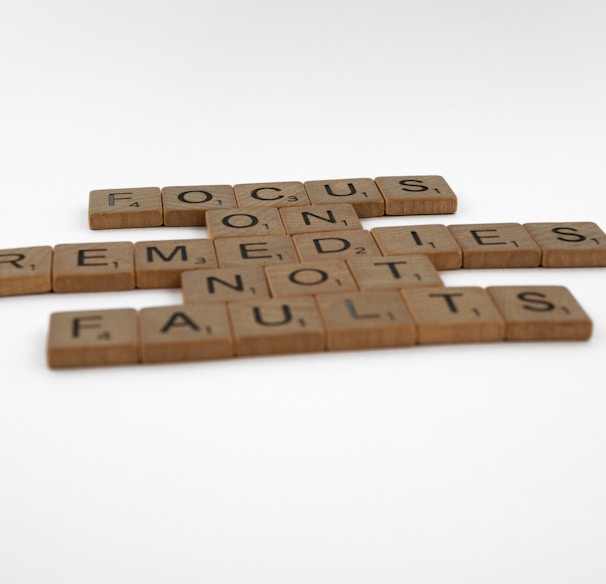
[278,203,363,235]
[134,239,217,288]
[227,296,325,356]
[264,260,358,297]
[52,242,135,292]
[206,207,286,239]
[47,308,139,368]
[523,222,606,267]
[447,223,541,268]
[292,229,382,263]
[161,185,237,226]
[181,265,270,304]
[303,178,385,217]
[316,290,416,350]
[371,224,462,270]
[89,187,163,229]
[346,254,444,290]
[0,246,53,297]
[233,181,310,208]
[138,304,233,363]
[213,235,299,267]
[374,175,457,215]
[401,286,506,344]
[486,286,592,341]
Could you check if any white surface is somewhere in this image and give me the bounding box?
[1,1,606,582]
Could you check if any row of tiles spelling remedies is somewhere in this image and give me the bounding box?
[47,285,593,368]
[88,176,458,228]
[2,218,606,297]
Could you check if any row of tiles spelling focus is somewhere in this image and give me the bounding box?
[47,285,593,368]
[88,176,458,228]
[2,216,606,297]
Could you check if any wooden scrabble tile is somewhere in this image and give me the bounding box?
[213,235,299,267]
[134,239,217,288]
[138,304,233,363]
[523,222,606,267]
[303,178,385,217]
[316,290,416,350]
[401,286,506,344]
[47,308,139,368]
[0,246,53,296]
[292,229,382,263]
[278,203,363,235]
[374,175,457,215]
[447,223,542,268]
[371,224,462,270]
[264,260,358,297]
[486,285,593,341]
[181,265,271,304]
[161,185,237,226]
[227,296,325,356]
[346,254,444,290]
[206,207,286,239]
[52,242,135,292]
[89,187,163,229]
[233,181,310,208]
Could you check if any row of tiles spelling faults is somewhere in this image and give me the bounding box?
[88,176,458,228]
[47,285,593,369]
[2,217,606,297]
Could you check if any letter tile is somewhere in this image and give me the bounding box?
[233,181,310,208]
[213,235,299,267]
[303,178,385,217]
[374,175,457,215]
[486,285,592,340]
[0,246,53,296]
[161,185,237,226]
[278,203,363,235]
[89,187,163,229]
[206,207,286,239]
[292,229,382,262]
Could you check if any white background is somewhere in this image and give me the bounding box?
[1,1,606,582]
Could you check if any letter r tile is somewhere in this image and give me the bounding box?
[0,246,53,296]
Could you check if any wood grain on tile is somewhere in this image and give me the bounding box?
[316,290,416,350]
[206,207,285,239]
[89,187,163,229]
[0,246,53,296]
[279,203,363,235]
[371,224,462,269]
[523,222,606,267]
[161,185,237,226]
[52,242,135,292]
[303,178,385,217]
[227,296,325,356]
[47,308,139,368]
[401,286,506,344]
[138,304,233,363]
[292,229,382,263]
[233,181,310,208]
[486,285,593,340]
[213,235,299,267]
[447,223,542,268]
[374,175,457,215]
[134,239,217,288]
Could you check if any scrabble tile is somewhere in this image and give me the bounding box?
[486,285,593,341]
[0,246,53,297]
[303,178,385,217]
[371,224,462,269]
[447,223,542,268]
[134,239,217,288]
[233,181,310,208]
[206,207,286,239]
[264,260,358,297]
[89,187,163,229]
[47,308,139,368]
[401,286,506,344]
[523,222,606,267]
[316,290,416,350]
[292,229,382,262]
[213,235,299,267]
[346,254,444,290]
[279,203,363,235]
[138,304,233,363]
[161,185,237,226]
[181,265,271,304]
[52,242,135,292]
[227,296,325,357]
[374,175,457,215]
